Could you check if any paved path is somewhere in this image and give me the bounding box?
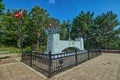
[0,62,46,80]
[51,53,120,80]
[0,53,120,80]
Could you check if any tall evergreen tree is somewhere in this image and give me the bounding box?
[30,5,49,50]
[95,11,120,49]
[72,11,95,48]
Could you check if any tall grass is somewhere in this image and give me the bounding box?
[0,47,19,53]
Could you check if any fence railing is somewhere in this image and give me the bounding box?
[101,49,120,53]
[22,49,101,78]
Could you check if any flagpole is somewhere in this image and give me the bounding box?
[13,9,23,54]
[19,10,23,54]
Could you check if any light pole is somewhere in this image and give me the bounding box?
[76,22,79,38]
[66,20,72,40]
[19,19,22,53]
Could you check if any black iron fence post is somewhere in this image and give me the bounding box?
[30,47,33,67]
[100,48,102,55]
[88,49,90,60]
[75,49,78,66]
[21,50,24,62]
[48,51,52,78]
[99,41,102,55]
[21,40,23,61]
[96,49,97,57]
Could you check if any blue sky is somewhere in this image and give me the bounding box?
[2,0,120,25]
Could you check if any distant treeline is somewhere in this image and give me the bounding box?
[0,2,120,50]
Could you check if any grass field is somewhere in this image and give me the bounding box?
[0,47,19,53]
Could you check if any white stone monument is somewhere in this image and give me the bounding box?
[47,33,84,54]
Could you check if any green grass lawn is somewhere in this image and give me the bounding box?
[0,45,46,54]
[0,47,19,53]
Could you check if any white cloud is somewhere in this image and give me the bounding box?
[48,0,55,4]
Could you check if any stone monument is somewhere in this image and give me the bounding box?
[47,33,84,54]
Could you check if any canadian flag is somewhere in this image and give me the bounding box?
[49,22,52,29]
[13,10,22,18]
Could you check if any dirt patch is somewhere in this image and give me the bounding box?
[0,59,17,65]
[0,54,20,58]
[0,54,20,65]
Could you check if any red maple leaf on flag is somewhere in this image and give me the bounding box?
[13,10,22,18]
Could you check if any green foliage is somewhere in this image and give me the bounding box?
[0,47,19,53]
[72,11,120,49]
[94,11,120,49]
[0,3,119,50]
[24,46,31,52]
[60,20,67,40]
[72,11,95,48]
[0,2,4,15]
[1,9,18,46]
[39,46,46,51]
[29,6,50,49]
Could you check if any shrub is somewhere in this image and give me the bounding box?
[39,46,46,51]
[24,46,31,52]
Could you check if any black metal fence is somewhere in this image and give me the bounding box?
[101,49,120,53]
[22,49,101,78]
